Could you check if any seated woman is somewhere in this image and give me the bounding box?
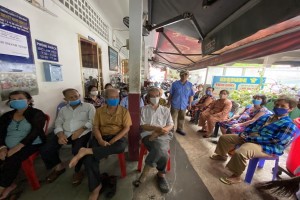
[218,94,270,135]
[0,91,46,199]
[198,90,232,137]
[84,85,105,108]
[190,87,215,123]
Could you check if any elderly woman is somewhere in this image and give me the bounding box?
[84,85,105,108]
[218,94,271,135]
[198,90,232,137]
[0,91,46,199]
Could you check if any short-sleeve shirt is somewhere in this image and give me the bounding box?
[170,80,194,110]
[94,105,132,136]
[140,105,174,138]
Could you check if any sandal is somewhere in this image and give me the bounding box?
[132,180,141,187]
[209,154,227,161]
[156,175,170,193]
[219,177,242,185]
[197,129,207,133]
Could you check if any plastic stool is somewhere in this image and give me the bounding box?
[137,143,171,172]
[21,152,41,190]
[244,156,279,184]
[118,152,127,178]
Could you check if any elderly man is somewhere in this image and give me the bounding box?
[210,96,297,185]
[168,69,194,136]
[198,89,232,137]
[133,87,174,193]
[40,88,95,186]
[69,88,132,200]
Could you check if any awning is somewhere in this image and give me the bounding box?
[148,0,300,69]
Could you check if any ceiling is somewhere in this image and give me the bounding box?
[91,0,300,69]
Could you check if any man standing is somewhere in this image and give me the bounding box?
[69,88,132,200]
[168,69,194,136]
[40,88,95,186]
[133,87,174,193]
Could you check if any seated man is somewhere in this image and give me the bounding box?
[210,95,297,185]
[69,88,132,200]
[190,86,215,124]
[120,87,144,109]
[133,87,174,193]
[40,88,95,186]
[198,90,232,137]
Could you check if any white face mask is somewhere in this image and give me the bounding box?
[90,91,98,96]
[150,97,160,105]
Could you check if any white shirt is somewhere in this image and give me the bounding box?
[54,102,96,138]
[140,105,174,138]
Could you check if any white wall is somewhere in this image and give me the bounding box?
[0,0,116,127]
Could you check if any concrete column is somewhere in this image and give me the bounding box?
[128,0,143,161]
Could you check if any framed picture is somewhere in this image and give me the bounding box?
[108,46,118,71]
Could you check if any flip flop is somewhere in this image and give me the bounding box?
[219,177,241,185]
[197,129,207,133]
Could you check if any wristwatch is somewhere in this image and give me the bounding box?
[82,126,88,130]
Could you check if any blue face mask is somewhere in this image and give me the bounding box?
[273,107,289,116]
[9,99,28,110]
[107,98,119,106]
[69,99,81,106]
[252,99,262,105]
[206,91,212,96]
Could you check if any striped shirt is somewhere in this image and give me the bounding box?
[242,114,296,155]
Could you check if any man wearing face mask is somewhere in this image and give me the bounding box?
[132,87,174,193]
[40,88,95,186]
[210,95,297,185]
[68,88,132,200]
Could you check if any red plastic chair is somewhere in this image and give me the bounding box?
[21,114,50,190]
[137,143,171,172]
[118,152,127,178]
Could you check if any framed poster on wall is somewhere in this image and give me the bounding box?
[108,46,118,71]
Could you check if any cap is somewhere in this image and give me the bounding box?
[179,69,189,76]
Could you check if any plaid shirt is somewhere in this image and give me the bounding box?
[242,114,296,156]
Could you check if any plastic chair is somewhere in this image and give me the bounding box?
[21,114,50,190]
[118,152,127,178]
[244,156,279,184]
[137,143,171,172]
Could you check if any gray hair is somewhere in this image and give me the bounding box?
[104,88,119,99]
[147,87,160,95]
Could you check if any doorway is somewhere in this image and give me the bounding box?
[78,37,104,97]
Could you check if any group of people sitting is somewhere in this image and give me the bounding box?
[0,86,173,200]
[0,82,299,199]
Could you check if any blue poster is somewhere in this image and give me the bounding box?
[0,6,38,100]
[36,40,59,62]
[0,5,34,64]
[212,76,266,95]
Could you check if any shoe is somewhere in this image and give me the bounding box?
[156,175,170,193]
[176,129,186,136]
[46,168,66,183]
[106,176,117,198]
[209,154,227,161]
[72,171,84,186]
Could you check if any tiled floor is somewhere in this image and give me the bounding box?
[11,117,296,200]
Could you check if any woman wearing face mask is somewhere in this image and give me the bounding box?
[84,85,105,109]
[218,94,271,135]
[198,90,232,137]
[0,91,46,199]
[190,87,216,124]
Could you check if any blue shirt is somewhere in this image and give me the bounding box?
[120,96,144,109]
[5,119,42,148]
[242,114,296,156]
[170,80,194,110]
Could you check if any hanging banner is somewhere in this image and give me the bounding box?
[0,5,38,101]
[212,76,266,95]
